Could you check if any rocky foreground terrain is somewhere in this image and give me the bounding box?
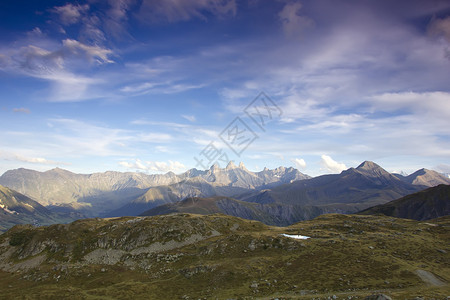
[0,213,448,299]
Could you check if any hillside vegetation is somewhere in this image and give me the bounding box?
[0,213,448,299]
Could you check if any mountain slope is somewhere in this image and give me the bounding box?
[0,185,78,232]
[141,196,359,226]
[396,168,450,187]
[359,184,450,220]
[141,196,282,225]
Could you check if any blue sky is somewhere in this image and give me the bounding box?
[0,0,450,176]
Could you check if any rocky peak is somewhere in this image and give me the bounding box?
[405,168,450,187]
[354,161,392,179]
[210,163,220,172]
[238,162,248,171]
[226,161,237,170]
[356,161,380,171]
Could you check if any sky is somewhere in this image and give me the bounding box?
[0,0,450,177]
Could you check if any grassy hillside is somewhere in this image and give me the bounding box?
[0,213,448,299]
[359,184,450,220]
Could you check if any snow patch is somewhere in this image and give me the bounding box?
[281,233,310,240]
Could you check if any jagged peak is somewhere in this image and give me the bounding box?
[210,163,220,171]
[238,162,247,170]
[226,161,237,170]
[275,166,286,172]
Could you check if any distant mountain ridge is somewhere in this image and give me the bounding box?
[0,162,309,217]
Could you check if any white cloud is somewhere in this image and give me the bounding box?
[119,159,186,173]
[51,3,89,25]
[138,0,237,23]
[320,155,347,173]
[182,115,196,122]
[291,158,306,170]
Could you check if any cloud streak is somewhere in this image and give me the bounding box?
[119,159,186,173]
[138,0,237,23]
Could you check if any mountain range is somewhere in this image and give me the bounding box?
[141,161,450,225]
[0,162,308,217]
[0,161,449,229]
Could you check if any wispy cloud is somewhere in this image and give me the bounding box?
[0,38,113,102]
[50,3,89,25]
[13,108,30,114]
[181,115,196,122]
[119,159,186,173]
[428,16,450,42]
[0,150,69,166]
[138,0,236,23]
[278,1,314,37]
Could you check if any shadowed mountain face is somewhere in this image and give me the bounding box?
[0,185,78,232]
[141,196,343,226]
[240,161,422,208]
[359,184,450,220]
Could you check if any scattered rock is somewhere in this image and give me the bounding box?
[364,294,392,300]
